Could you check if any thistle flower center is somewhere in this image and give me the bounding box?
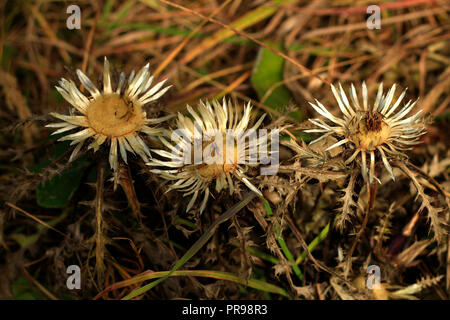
[196,163,237,180]
[194,135,239,180]
[86,94,144,137]
[352,112,391,151]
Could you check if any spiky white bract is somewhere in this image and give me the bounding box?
[305,82,426,183]
[148,99,266,213]
[46,57,172,172]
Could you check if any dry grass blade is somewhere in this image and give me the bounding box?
[5,202,66,237]
[394,239,434,267]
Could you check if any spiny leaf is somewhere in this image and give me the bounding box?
[374,203,395,245]
[397,161,447,242]
[336,172,358,231]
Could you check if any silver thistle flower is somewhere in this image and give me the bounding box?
[46,57,172,172]
[305,82,426,183]
[148,99,266,213]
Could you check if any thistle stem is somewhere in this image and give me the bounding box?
[95,160,106,285]
[345,180,378,277]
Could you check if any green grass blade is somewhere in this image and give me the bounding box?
[231,241,280,265]
[101,0,115,21]
[295,222,330,265]
[108,269,289,298]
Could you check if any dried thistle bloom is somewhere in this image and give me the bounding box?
[148,99,266,213]
[306,82,426,183]
[46,57,172,172]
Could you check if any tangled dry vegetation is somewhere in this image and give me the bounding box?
[0,0,449,300]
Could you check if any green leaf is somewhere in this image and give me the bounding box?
[10,233,40,248]
[11,277,44,300]
[34,140,91,208]
[251,42,303,121]
[30,139,71,173]
[36,156,90,208]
